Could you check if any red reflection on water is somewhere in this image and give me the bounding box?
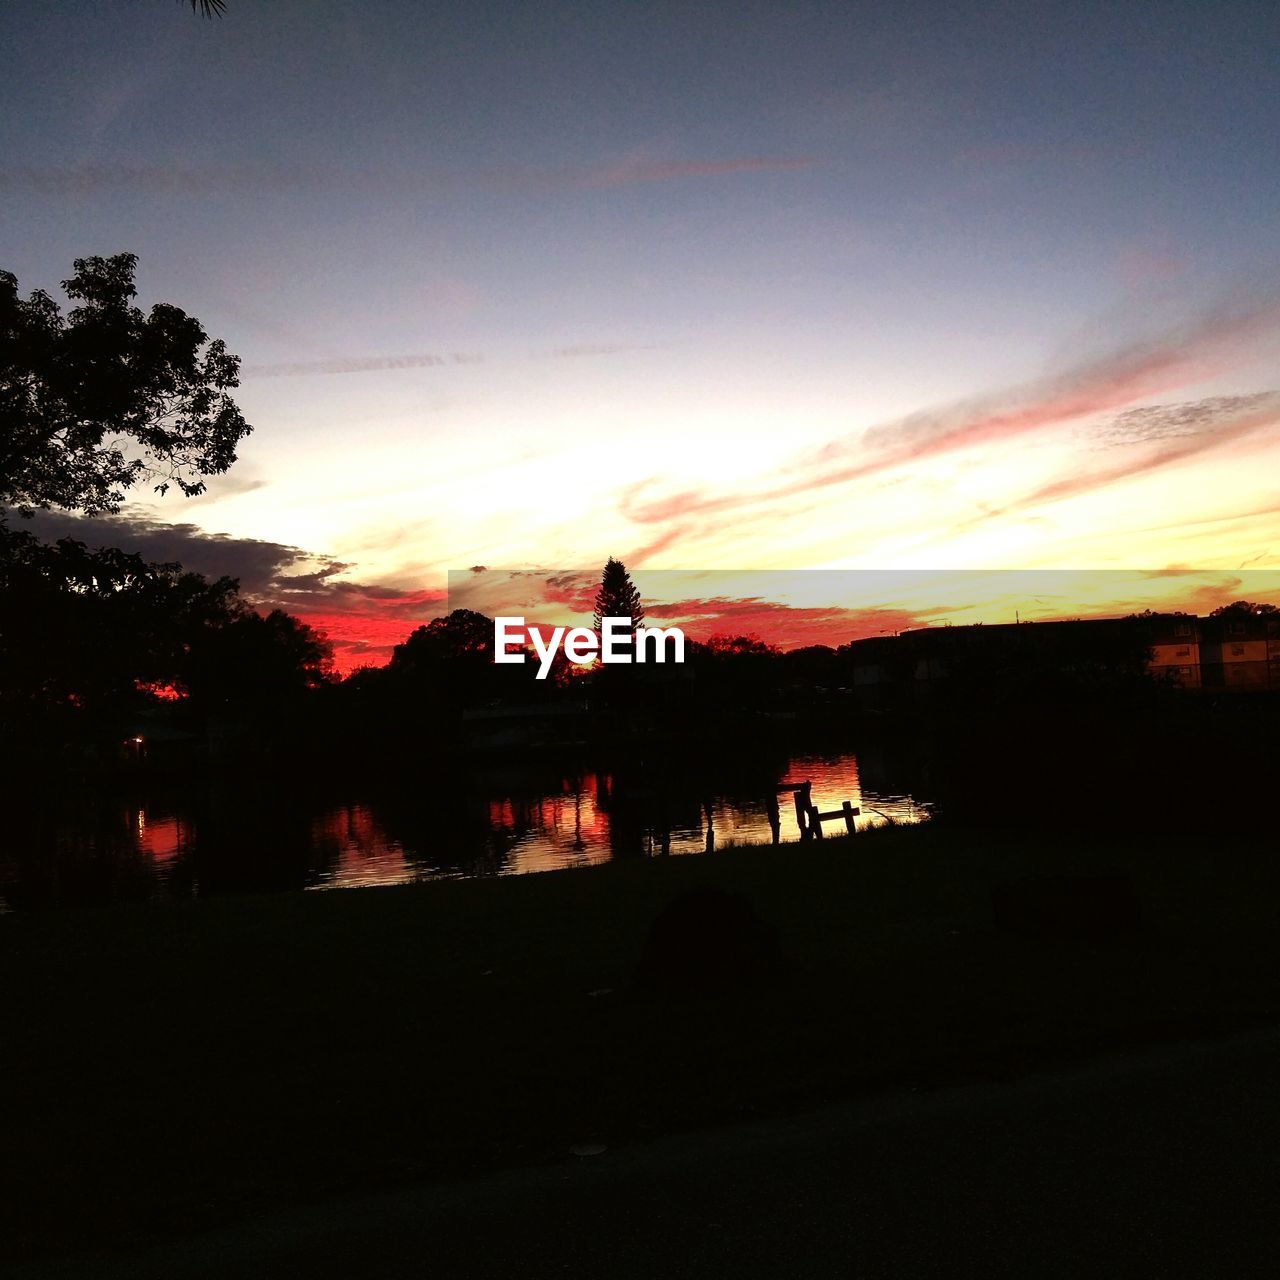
[312,805,382,850]
[134,810,186,863]
[309,804,413,890]
[135,680,185,702]
[484,773,614,875]
[298,753,927,892]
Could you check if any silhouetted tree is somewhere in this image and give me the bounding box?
[380,609,509,716]
[390,609,494,671]
[0,523,232,721]
[687,634,784,709]
[0,522,332,749]
[1,254,250,515]
[1211,600,1279,617]
[187,609,333,713]
[779,644,841,688]
[184,1,226,16]
[702,634,776,657]
[592,558,644,635]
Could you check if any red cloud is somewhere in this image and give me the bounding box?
[285,587,448,674]
[646,597,931,649]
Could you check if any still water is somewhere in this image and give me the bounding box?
[0,746,930,911]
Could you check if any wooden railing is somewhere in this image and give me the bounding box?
[768,780,859,843]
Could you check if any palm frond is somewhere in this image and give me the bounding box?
[185,0,227,17]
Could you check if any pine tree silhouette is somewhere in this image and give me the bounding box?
[592,558,645,638]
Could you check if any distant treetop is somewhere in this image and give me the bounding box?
[592,558,644,634]
[1210,600,1279,617]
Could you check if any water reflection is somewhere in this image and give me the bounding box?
[134,808,189,865]
[0,748,930,909]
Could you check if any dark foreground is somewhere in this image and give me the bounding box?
[15,1025,1280,1278]
[4,822,1280,1267]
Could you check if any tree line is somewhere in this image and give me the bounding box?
[4,255,1274,769]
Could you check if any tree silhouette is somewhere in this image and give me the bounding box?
[385,609,505,712]
[0,520,333,746]
[1,254,250,515]
[390,609,495,670]
[184,1,227,16]
[1210,600,1279,617]
[592,558,644,636]
[186,608,333,711]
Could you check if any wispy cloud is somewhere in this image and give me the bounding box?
[1127,498,1280,539]
[627,522,694,566]
[243,352,484,378]
[1093,392,1280,447]
[571,155,820,188]
[544,342,664,359]
[952,140,1143,169]
[2,154,818,199]
[970,391,1280,525]
[619,295,1280,537]
[242,342,658,379]
[0,164,340,197]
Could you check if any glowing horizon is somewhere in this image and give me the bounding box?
[5,2,1280,672]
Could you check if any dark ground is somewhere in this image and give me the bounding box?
[13,1025,1280,1278]
[4,821,1280,1269]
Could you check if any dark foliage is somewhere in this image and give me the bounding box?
[1,254,250,514]
[0,521,331,754]
[1210,599,1279,617]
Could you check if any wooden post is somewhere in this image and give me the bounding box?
[794,781,811,839]
[766,794,781,846]
[809,802,861,841]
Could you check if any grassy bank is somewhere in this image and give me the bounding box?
[4,821,1280,1261]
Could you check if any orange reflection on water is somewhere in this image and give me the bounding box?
[497,773,613,875]
[133,809,187,864]
[308,804,415,891]
[296,751,929,892]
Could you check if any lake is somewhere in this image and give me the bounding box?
[0,744,931,911]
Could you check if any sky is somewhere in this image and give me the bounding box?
[3,1,1280,668]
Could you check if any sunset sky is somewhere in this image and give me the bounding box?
[4,1,1280,668]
